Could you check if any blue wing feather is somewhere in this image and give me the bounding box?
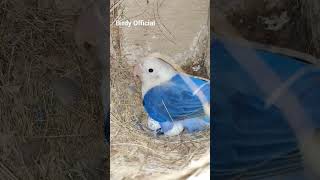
[212,36,320,179]
[143,74,210,123]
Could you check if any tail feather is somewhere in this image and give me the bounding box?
[182,117,210,133]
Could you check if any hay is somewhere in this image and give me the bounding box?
[301,0,320,57]
[110,54,210,179]
[110,1,210,179]
[0,0,106,179]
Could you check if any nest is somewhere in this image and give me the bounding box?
[301,0,320,57]
[110,5,210,177]
[110,54,210,179]
[0,1,106,179]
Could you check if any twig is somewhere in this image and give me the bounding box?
[110,0,125,13]
[0,161,18,180]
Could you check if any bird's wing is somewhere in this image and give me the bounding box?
[143,74,210,122]
[212,92,302,180]
[212,36,320,179]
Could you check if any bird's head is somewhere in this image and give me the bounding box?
[133,56,177,94]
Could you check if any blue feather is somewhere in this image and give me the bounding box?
[212,36,320,179]
[143,73,210,133]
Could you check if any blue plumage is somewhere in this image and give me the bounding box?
[143,73,210,134]
[212,36,320,179]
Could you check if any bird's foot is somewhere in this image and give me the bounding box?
[153,128,164,138]
[154,128,164,137]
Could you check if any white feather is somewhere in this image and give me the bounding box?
[139,57,177,96]
[147,116,161,130]
[164,122,184,136]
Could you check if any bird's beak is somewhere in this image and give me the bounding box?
[133,64,142,79]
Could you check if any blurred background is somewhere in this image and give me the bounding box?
[213,0,320,59]
[0,0,107,179]
[212,0,320,179]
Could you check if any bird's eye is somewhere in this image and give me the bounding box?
[148,68,153,73]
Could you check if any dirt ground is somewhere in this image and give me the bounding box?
[0,0,107,179]
[117,0,210,78]
[119,0,209,60]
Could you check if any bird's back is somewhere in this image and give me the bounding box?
[143,74,210,123]
[211,36,320,179]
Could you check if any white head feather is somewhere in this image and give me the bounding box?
[134,57,177,96]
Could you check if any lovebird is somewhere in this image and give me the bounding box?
[212,35,320,179]
[133,55,210,136]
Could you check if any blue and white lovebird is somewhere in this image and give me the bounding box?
[133,55,210,136]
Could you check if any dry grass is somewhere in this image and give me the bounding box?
[110,55,210,179]
[110,1,210,179]
[215,0,318,58]
[300,0,320,57]
[0,0,106,179]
